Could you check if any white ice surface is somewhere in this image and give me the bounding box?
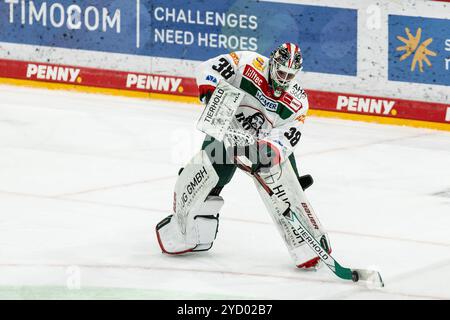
[0,85,449,300]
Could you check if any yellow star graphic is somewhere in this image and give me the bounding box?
[396,27,437,72]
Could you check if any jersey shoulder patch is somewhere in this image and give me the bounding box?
[288,81,307,101]
[229,52,240,66]
[279,92,304,113]
[252,56,267,72]
[237,51,269,71]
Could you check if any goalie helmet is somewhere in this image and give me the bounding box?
[269,43,303,97]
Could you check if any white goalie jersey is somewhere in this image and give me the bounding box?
[196,51,309,163]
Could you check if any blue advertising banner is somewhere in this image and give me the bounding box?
[0,0,138,55]
[389,15,450,86]
[0,0,357,76]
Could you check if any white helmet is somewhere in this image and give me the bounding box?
[269,43,303,97]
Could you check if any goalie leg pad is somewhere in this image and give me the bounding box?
[156,149,222,255]
[156,195,224,254]
[254,159,331,269]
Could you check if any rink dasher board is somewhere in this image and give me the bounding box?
[0,58,448,132]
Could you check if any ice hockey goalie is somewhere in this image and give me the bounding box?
[156,43,332,270]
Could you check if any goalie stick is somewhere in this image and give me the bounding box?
[234,157,384,287]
